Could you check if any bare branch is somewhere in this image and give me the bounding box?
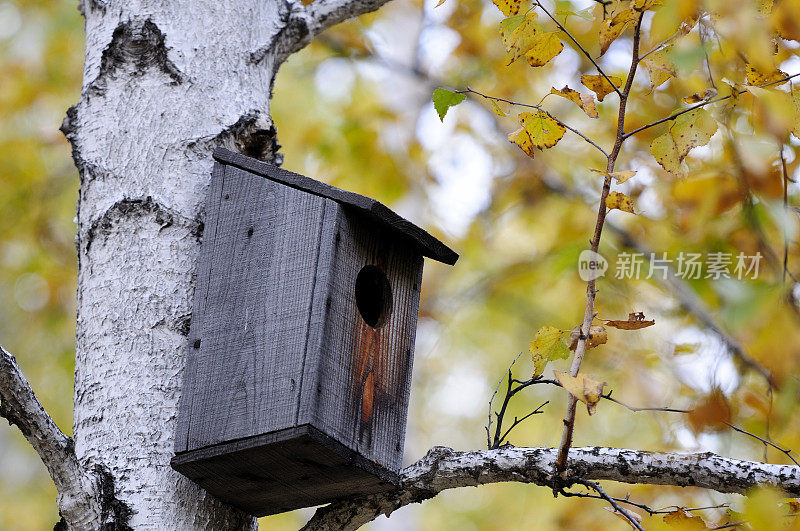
[279,0,396,57]
[0,345,99,528]
[555,10,645,476]
[622,72,800,140]
[303,445,800,530]
[574,479,644,531]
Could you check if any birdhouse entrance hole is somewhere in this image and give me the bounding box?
[355,265,392,328]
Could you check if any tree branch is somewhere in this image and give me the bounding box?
[0,345,99,528]
[554,10,645,476]
[303,445,800,530]
[281,0,396,57]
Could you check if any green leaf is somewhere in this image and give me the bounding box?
[432,88,466,122]
[529,326,570,377]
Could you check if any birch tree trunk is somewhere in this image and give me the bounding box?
[61,1,303,527]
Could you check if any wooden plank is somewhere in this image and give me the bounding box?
[185,165,327,450]
[171,425,398,516]
[212,147,459,266]
[311,207,422,472]
[174,160,226,453]
[296,199,339,426]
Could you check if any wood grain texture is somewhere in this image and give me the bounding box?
[174,161,226,454]
[174,153,442,515]
[185,165,327,450]
[311,209,422,472]
[171,424,398,516]
[212,147,458,265]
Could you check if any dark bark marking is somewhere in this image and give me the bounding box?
[85,196,201,252]
[89,18,184,95]
[212,111,283,164]
[0,389,31,437]
[95,465,133,531]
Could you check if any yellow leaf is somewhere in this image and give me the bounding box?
[642,46,676,90]
[491,99,508,117]
[682,88,717,104]
[518,111,566,150]
[650,108,718,174]
[580,74,623,102]
[434,0,448,7]
[529,326,570,377]
[590,168,637,183]
[650,133,683,175]
[568,325,608,350]
[606,191,635,214]
[550,86,599,118]
[633,0,662,11]
[508,127,536,158]
[500,13,539,64]
[599,8,637,55]
[554,371,607,415]
[746,64,788,86]
[492,0,524,17]
[525,32,564,67]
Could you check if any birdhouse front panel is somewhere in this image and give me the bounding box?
[304,208,423,472]
[172,148,457,516]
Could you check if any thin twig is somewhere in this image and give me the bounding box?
[534,1,623,99]
[622,72,800,140]
[489,370,552,449]
[601,390,689,414]
[487,354,522,448]
[458,88,609,157]
[560,487,728,516]
[554,11,645,477]
[723,422,800,466]
[574,479,645,530]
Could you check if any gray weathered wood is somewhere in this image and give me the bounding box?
[174,161,227,454]
[212,147,459,265]
[186,166,327,449]
[173,152,453,516]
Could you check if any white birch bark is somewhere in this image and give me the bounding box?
[62,0,285,526]
[57,0,394,527]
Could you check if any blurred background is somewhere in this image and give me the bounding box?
[1,0,799,528]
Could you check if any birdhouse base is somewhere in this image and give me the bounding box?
[170,424,400,516]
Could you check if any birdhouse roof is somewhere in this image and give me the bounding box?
[213,148,458,265]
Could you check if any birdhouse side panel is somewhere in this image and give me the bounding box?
[183,164,329,451]
[310,208,423,472]
[175,161,226,454]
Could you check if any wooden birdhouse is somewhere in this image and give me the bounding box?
[171,148,457,516]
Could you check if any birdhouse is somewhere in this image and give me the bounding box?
[171,148,457,516]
